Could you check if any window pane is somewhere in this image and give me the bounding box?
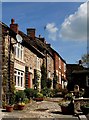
[15,76,16,86]
[21,77,23,87]
[18,76,20,86]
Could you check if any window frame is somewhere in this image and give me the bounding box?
[14,43,24,61]
[14,69,24,88]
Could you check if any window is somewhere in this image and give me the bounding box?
[86,75,89,86]
[14,69,24,88]
[48,71,51,78]
[59,58,61,69]
[14,43,24,60]
[64,63,66,72]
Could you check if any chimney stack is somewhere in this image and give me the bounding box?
[10,18,18,33]
[27,28,35,40]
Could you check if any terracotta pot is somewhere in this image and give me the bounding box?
[6,105,13,112]
[18,104,25,110]
[81,106,89,115]
[61,106,68,114]
[33,98,43,102]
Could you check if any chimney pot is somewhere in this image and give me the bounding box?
[10,18,18,33]
[11,18,15,24]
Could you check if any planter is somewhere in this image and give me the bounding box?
[6,105,13,112]
[81,106,89,115]
[18,104,25,110]
[61,106,69,114]
[33,98,43,102]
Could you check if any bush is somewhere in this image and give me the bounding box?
[24,88,39,99]
[65,93,73,100]
[41,87,53,97]
[24,88,35,99]
[36,92,43,98]
[15,91,26,103]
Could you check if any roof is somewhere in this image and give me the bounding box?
[1,21,45,58]
[72,69,89,74]
[1,21,17,41]
[19,31,45,58]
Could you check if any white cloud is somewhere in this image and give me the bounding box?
[46,23,58,41]
[60,2,87,42]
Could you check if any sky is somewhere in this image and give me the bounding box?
[1,1,88,64]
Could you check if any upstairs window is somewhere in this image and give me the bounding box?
[59,58,61,69]
[14,43,24,60]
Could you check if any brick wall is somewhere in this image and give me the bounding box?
[47,54,54,79]
[24,47,43,89]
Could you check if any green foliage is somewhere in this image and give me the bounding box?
[24,88,35,99]
[81,54,89,67]
[34,69,40,90]
[41,87,53,97]
[53,71,58,89]
[35,92,43,98]
[23,97,29,104]
[15,91,26,103]
[61,88,68,98]
[65,93,73,100]
[46,78,52,88]
[41,63,47,89]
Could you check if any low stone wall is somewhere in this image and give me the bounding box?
[74,98,89,112]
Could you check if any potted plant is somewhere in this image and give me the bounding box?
[6,104,14,112]
[14,91,26,110]
[18,102,25,110]
[81,103,89,115]
[33,92,43,102]
[59,99,74,114]
[6,93,15,112]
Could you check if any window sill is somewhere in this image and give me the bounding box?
[15,57,25,64]
[15,86,25,90]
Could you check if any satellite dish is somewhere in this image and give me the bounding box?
[16,34,22,43]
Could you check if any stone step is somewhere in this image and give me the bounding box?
[78,115,87,120]
[2,118,79,120]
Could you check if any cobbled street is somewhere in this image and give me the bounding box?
[1,99,80,120]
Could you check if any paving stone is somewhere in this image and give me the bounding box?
[1,99,79,120]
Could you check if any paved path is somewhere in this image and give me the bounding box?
[1,100,79,120]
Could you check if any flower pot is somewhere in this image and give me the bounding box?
[6,105,13,112]
[81,106,89,115]
[61,106,69,114]
[33,98,43,102]
[18,104,25,110]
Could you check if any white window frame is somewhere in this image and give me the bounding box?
[48,71,51,78]
[14,43,24,61]
[36,57,40,70]
[64,63,66,72]
[14,69,24,88]
[59,58,61,69]
[86,75,89,87]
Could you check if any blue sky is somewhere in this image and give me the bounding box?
[2,2,87,64]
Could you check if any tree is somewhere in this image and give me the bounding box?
[41,63,47,89]
[53,71,58,89]
[81,54,89,68]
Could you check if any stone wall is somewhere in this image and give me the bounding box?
[2,35,15,103]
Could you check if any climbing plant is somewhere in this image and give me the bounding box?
[41,63,47,89]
